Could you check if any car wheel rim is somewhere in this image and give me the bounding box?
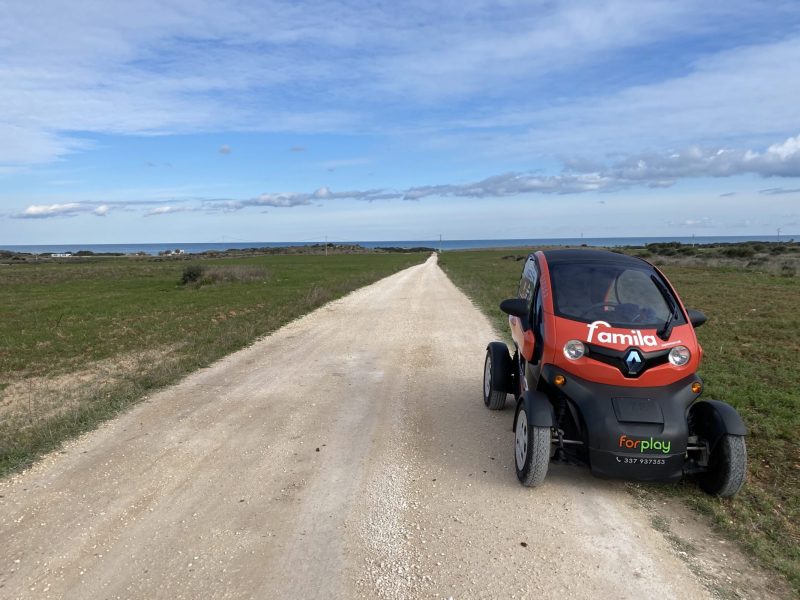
[515,410,528,469]
[483,355,491,398]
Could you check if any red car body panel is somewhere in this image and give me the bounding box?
[512,251,703,387]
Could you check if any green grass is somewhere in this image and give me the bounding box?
[438,248,800,592]
[0,252,427,474]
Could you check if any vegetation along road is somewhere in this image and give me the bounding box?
[2,253,794,599]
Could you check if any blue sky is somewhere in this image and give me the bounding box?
[2,0,800,243]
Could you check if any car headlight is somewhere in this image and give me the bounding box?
[669,345,691,366]
[563,340,585,360]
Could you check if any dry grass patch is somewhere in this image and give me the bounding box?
[0,345,181,425]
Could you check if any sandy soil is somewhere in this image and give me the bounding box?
[0,255,788,599]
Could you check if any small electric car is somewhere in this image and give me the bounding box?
[483,249,747,496]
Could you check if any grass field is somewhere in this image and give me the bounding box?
[438,248,800,592]
[0,252,427,475]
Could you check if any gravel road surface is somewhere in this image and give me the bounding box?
[0,255,735,598]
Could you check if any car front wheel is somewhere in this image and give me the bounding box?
[698,434,747,497]
[514,404,550,487]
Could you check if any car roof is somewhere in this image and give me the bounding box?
[540,248,649,268]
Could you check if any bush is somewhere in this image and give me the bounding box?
[780,262,796,277]
[646,242,681,252]
[722,246,755,258]
[180,264,269,287]
[181,264,205,285]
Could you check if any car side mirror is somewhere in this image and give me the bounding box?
[500,298,529,319]
[686,308,707,328]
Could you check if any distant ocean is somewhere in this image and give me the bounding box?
[0,235,794,256]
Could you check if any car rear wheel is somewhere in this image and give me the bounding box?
[514,404,550,487]
[698,434,747,497]
[483,349,507,410]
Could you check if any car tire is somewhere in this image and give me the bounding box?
[483,348,508,410]
[514,404,550,487]
[699,434,747,497]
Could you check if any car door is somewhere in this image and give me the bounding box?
[511,255,538,363]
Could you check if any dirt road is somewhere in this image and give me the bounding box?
[0,255,770,599]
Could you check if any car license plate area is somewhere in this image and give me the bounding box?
[612,397,664,424]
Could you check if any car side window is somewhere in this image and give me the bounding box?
[527,284,543,361]
[518,256,538,303]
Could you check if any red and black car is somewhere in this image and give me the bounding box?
[483,249,747,496]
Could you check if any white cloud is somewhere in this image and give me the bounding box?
[369,0,712,101]
[246,193,314,208]
[10,133,800,221]
[3,0,797,170]
[13,199,183,219]
[404,134,800,199]
[476,36,800,156]
[594,134,800,183]
[144,205,197,217]
[203,187,401,212]
[12,202,102,219]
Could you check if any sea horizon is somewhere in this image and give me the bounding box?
[0,234,795,256]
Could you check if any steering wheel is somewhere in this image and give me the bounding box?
[579,302,619,318]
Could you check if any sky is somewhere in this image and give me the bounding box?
[1,0,800,244]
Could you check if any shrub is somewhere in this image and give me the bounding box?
[722,246,755,258]
[779,262,796,277]
[181,264,205,285]
[181,264,269,287]
[646,242,681,252]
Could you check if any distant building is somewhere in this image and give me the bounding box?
[50,253,72,258]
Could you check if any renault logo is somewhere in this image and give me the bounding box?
[624,348,645,375]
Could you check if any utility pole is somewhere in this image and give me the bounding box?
[325,234,328,256]
[777,228,781,243]
[439,233,442,253]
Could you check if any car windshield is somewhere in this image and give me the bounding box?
[548,261,684,328]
